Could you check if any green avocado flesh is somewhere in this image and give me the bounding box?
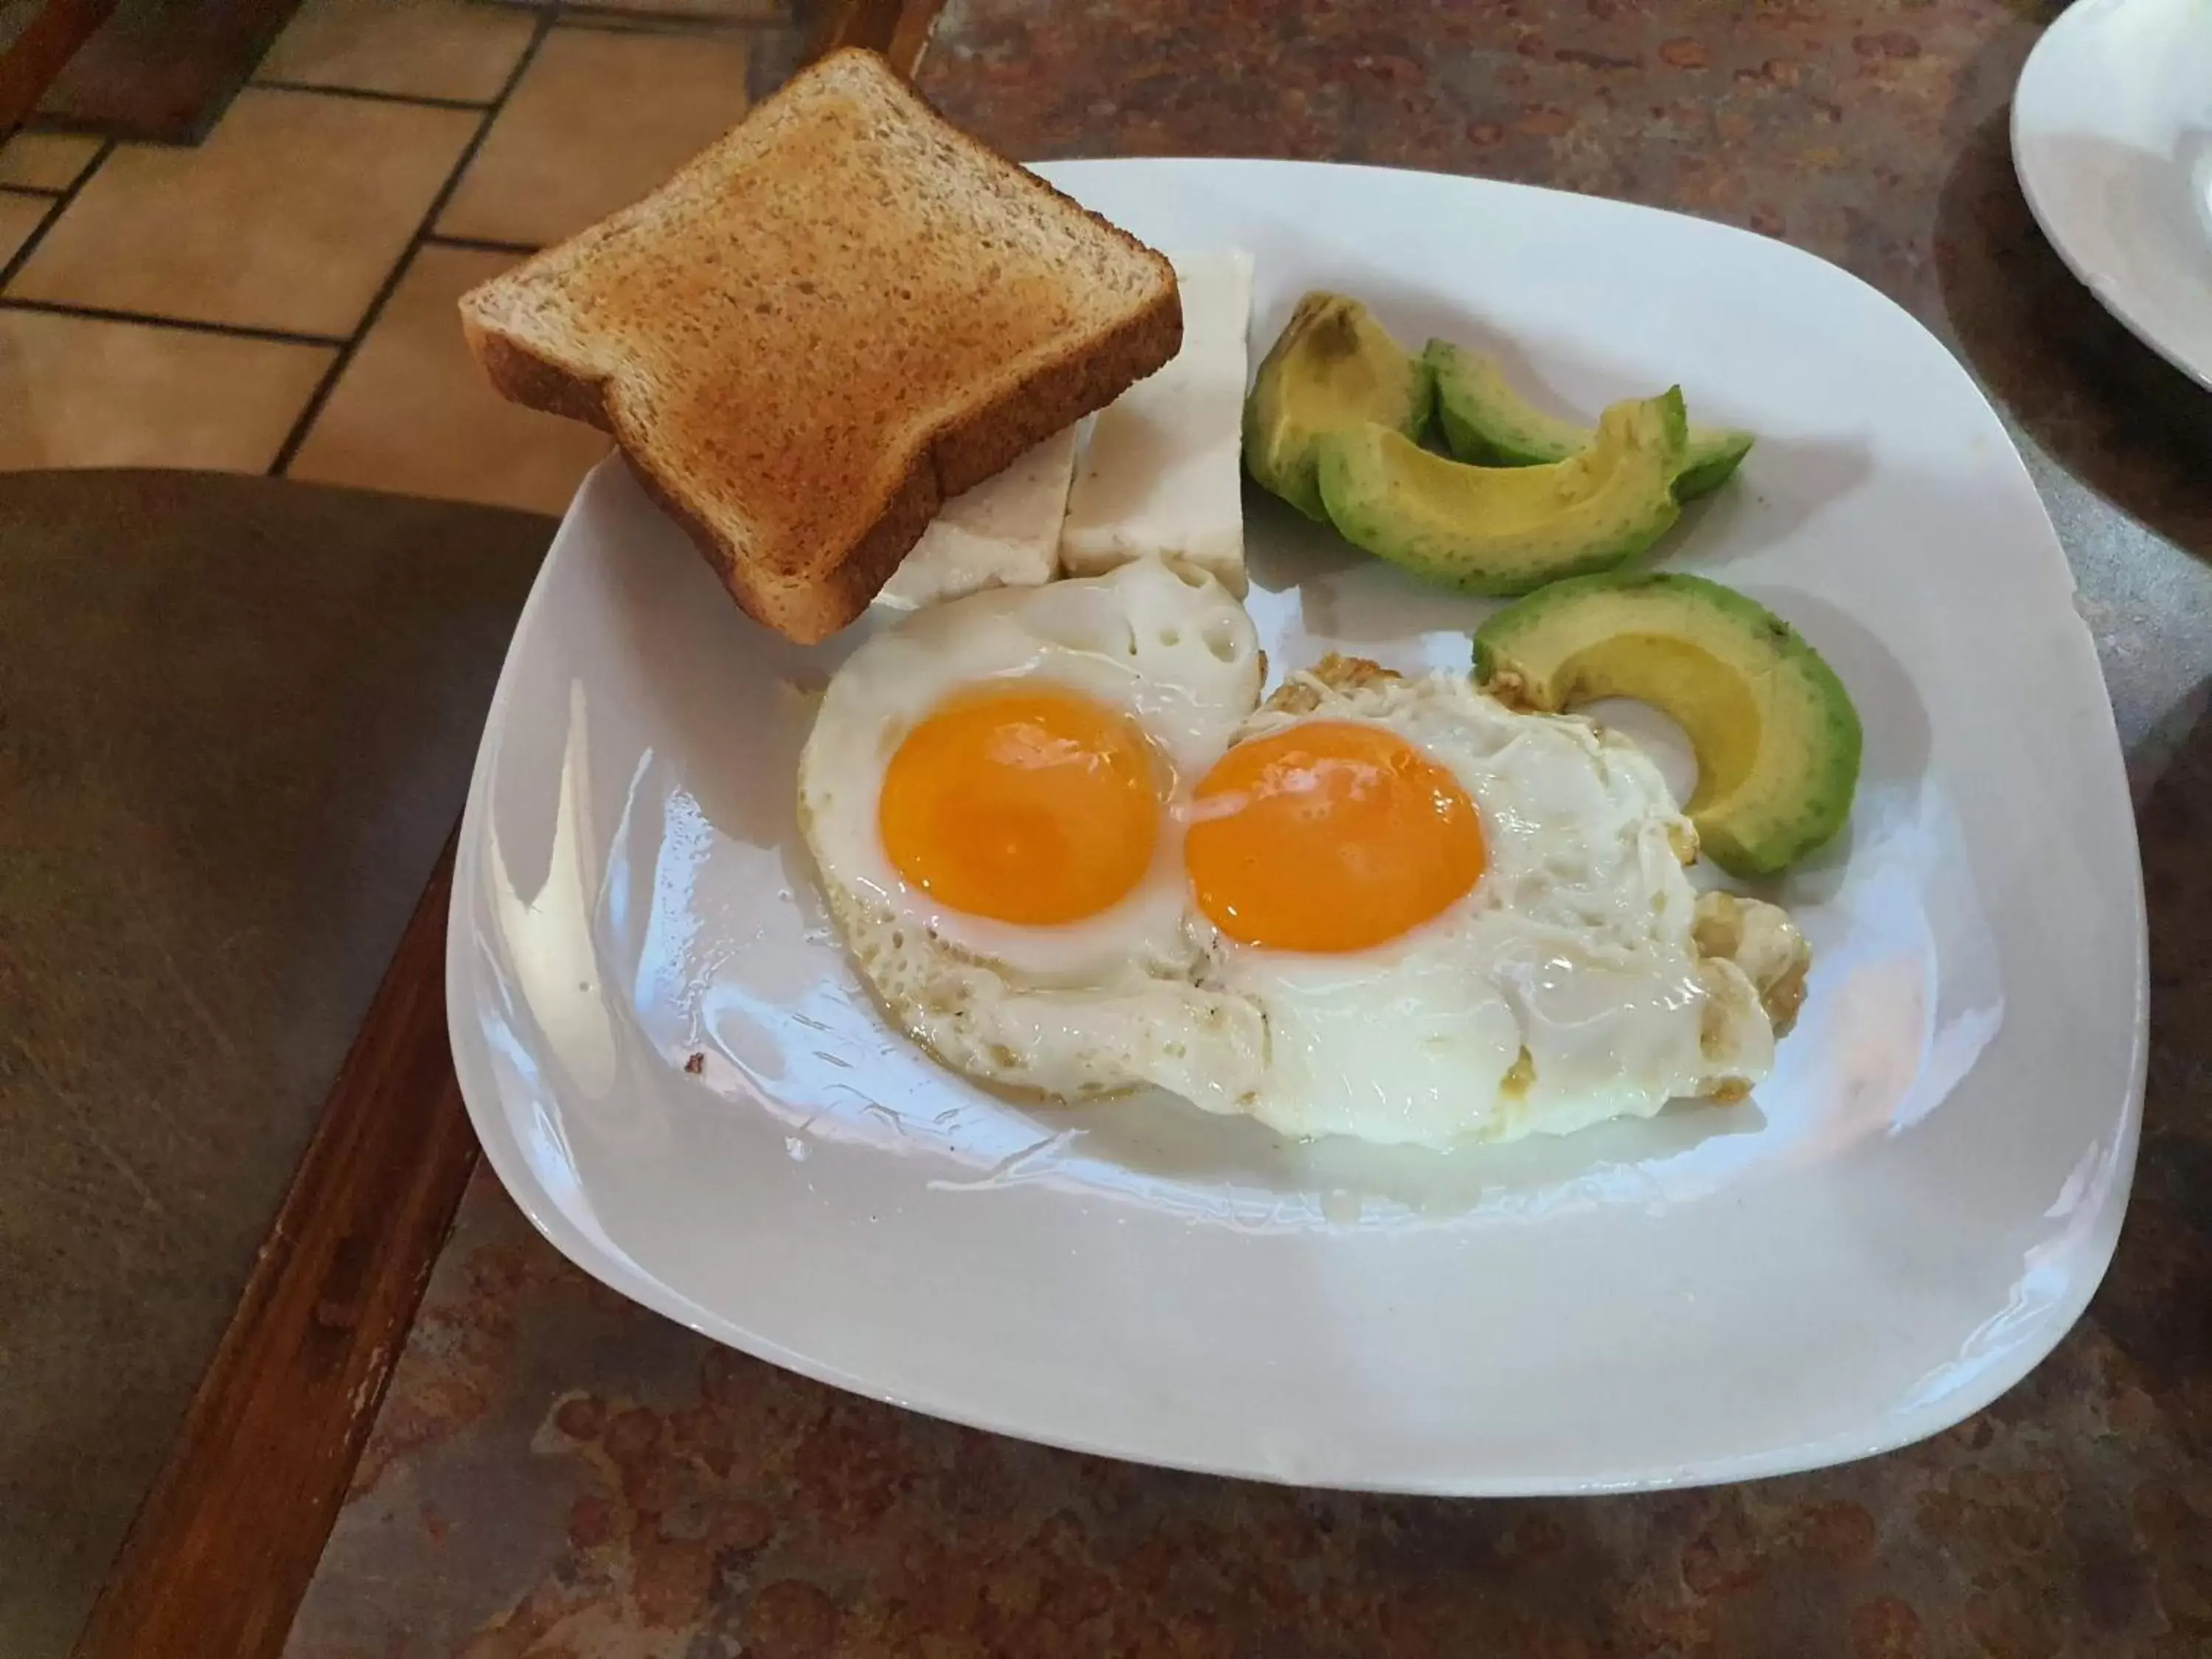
[1242,291,1432,521]
[1312,389,1688,596]
[1426,340,1754,502]
[1473,571,1862,876]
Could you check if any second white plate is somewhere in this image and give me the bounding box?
[2014,0,2212,386]
[448,159,2146,1495]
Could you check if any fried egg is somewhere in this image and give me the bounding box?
[799,573,1804,1149]
[797,558,1273,1105]
[1183,662,1792,1146]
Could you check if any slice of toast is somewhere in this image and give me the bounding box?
[460,49,1180,642]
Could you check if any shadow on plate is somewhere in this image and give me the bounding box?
[1006,1077,1775,1231]
[1933,109,2212,564]
[1317,271,1878,551]
[1669,434,1876,572]
[1726,585,1935,910]
[1400,321,1878,562]
[1248,422,1877,605]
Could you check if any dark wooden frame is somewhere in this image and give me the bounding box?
[69,848,477,1659]
[63,6,942,1655]
[0,0,116,133]
[25,0,315,146]
[817,0,942,72]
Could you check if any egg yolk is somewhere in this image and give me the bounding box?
[1184,721,1486,953]
[878,686,1161,925]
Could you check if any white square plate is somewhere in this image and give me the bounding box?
[448,159,2146,1495]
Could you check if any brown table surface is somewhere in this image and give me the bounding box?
[18,1,2210,1654]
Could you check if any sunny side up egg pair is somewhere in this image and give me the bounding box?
[797,558,1808,1150]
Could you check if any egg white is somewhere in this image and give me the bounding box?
[802,585,1790,1146]
[1192,669,1778,1147]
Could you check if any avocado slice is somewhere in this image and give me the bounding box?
[1312,389,1688,596]
[1426,341,1754,502]
[1473,571,1861,876]
[1244,292,1432,521]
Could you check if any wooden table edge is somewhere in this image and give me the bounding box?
[69,838,476,1659]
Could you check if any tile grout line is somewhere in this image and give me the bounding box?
[423,232,543,256]
[0,294,347,347]
[543,0,797,41]
[0,182,63,200]
[267,9,562,478]
[247,79,497,114]
[0,139,113,293]
[552,15,801,39]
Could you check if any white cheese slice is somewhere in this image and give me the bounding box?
[1058,249,1253,594]
[874,422,1079,611]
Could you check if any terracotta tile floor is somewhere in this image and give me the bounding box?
[0,0,816,515]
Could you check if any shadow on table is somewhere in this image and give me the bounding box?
[1933,108,2212,566]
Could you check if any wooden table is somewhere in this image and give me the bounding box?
[15,3,2212,1655]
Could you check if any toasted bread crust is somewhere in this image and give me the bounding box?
[459,49,1180,644]
[619,439,942,644]
[470,308,956,642]
[1263,653,1402,714]
[462,319,613,432]
[928,293,1182,497]
[605,288,1176,643]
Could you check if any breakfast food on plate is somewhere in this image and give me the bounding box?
[1692,890,1811,1036]
[1240,294,1762,596]
[799,558,1270,1108]
[459,48,1180,643]
[1426,341,1754,501]
[1060,250,1256,594]
[883,248,1253,609]
[798,563,1812,1149]
[438,31,1846,1148]
[874,425,1081,611]
[1475,571,1863,875]
[1178,653,1806,1144]
[1315,391,1688,594]
[1243,291,1432,521]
